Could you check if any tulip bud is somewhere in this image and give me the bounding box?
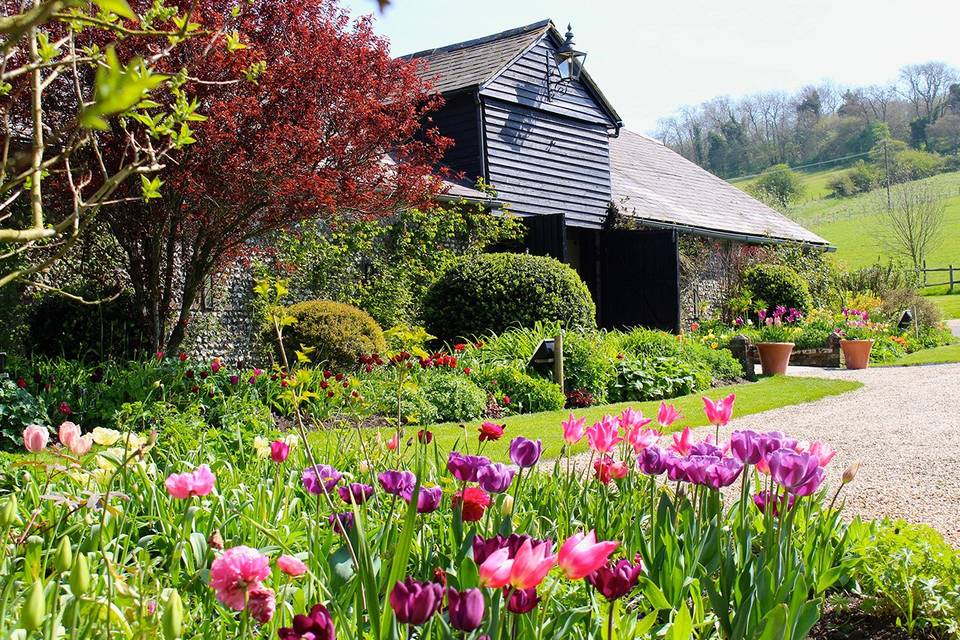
[500,494,514,517]
[20,579,45,631]
[24,535,43,581]
[54,537,73,573]
[162,590,184,640]
[208,529,224,551]
[842,460,860,485]
[70,554,91,596]
[0,495,16,528]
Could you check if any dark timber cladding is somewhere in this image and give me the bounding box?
[482,100,611,227]
[427,92,483,181]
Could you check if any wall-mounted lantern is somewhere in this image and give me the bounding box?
[547,24,587,100]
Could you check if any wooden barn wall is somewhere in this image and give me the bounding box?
[481,98,612,227]
[480,35,614,126]
[423,92,483,182]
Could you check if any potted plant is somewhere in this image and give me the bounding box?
[753,307,802,375]
[836,308,875,369]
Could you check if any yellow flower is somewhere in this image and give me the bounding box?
[284,434,299,449]
[92,428,121,446]
[253,436,271,458]
[122,432,147,449]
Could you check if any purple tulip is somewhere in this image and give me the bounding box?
[447,587,485,632]
[378,470,416,497]
[759,432,798,456]
[690,441,723,458]
[447,452,490,482]
[587,558,644,600]
[477,463,516,493]
[664,455,689,482]
[328,511,354,535]
[338,483,374,505]
[506,587,539,614]
[411,486,443,514]
[767,448,825,496]
[730,430,763,464]
[753,490,796,516]
[637,446,667,475]
[389,578,443,625]
[302,465,342,495]
[705,457,743,489]
[509,437,542,468]
[472,533,534,564]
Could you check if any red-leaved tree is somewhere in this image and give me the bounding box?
[105,0,448,352]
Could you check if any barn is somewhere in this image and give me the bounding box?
[403,20,831,331]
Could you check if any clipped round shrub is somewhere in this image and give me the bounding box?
[422,375,487,423]
[282,300,387,370]
[477,367,565,414]
[742,264,812,313]
[422,253,596,341]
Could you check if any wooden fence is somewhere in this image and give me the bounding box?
[917,262,957,292]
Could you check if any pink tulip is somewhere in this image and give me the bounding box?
[670,427,693,457]
[703,393,735,427]
[165,464,216,499]
[657,402,680,428]
[627,425,661,454]
[277,554,308,577]
[558,530,618,580]
[386,434,399,451]
[805,441,836,468]
[508,540,557,589]
[23,425,49,453]
[585,417,623,454]
[58,421,80,449]
[617,408,651,434]
[70,434,93,456]
[561,414,586,445]
[478,547,514,588]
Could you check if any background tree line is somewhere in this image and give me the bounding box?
[655,61,960,179]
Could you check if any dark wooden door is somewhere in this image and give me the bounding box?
[598,229,679,332]
[523,213,567,261]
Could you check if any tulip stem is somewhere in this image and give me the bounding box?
[607,600,616,640]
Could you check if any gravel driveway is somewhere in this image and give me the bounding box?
[573,362,960,545]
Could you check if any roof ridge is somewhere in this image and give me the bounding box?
[399,19,552,60]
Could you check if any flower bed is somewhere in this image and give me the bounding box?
[0,393,867,638]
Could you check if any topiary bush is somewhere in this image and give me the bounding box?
[422,253,596,341]
[282,300,387,370]
[742,264,813,314]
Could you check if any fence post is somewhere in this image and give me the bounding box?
[950,265,955,293]
[553,333,564,395]
[923,260,927,287]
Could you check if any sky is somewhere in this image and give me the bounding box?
[341,0,960,133]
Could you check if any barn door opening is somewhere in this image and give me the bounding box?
[598,229,679,332]
[523,213,567,262]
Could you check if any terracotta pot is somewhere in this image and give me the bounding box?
[756,342,795,376]
[840,339,873,370]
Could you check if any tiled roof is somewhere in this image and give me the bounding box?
[438,177,498,205]
[400,20,551,94]
[610,130,831,248]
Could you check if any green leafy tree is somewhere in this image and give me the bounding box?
[752,164,805,208]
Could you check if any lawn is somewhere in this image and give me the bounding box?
[784,171,960,269]
[925,292,960,319]
[311,375,861,463]
[886,342,960,366]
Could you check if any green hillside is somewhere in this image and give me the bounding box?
[731,166,851,202]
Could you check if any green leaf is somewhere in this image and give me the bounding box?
[140,175,162,201]
[80,47,167,130]
[667,602,693,640]
[758,604,788,640]
[93,0,136,20]
[638,576,671,610]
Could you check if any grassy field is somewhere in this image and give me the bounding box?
[311,376,861,463]
[926,293,960,319]
[731,166,849,202]
[733,169,960,271]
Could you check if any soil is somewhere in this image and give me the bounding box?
[809,599,937,640]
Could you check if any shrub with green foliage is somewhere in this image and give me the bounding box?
[611,355,700,402]
[561,332,618,404]
[751,163,804,207]
[0,379,47,451]
[742,263,813,313]
[849,519,960,638]
[422,253,596,341]
[27,292,146,361]
[476,366,565,414]
[282,300,387,370]
[422,374,487,423]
